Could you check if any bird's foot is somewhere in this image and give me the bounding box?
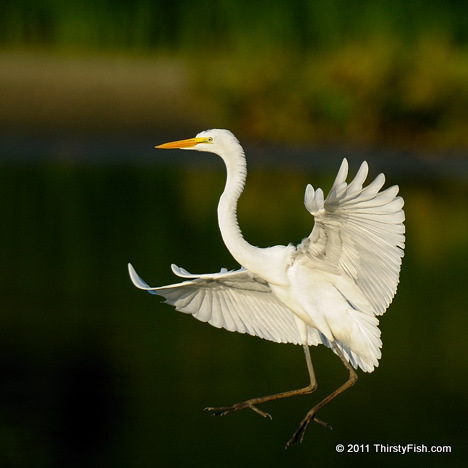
[285,409,332,449]
[205,401,272,420]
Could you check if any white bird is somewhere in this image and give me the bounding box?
[128,129,405,447]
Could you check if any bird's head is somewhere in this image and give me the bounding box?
[156,129,242,155]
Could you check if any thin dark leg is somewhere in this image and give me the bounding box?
[205,345,317,419]
[285,344,358,449]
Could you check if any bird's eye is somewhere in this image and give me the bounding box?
[207,137,213,142]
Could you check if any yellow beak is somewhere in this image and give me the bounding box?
[156,137,210,149]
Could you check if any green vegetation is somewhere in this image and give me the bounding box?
[1,1,468,149]
[1,0,467,52]
[193,40,468,148]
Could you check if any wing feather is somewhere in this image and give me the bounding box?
[128,263,316,346]
[301,158,405,316]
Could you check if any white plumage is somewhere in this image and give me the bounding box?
[128,263,323,346]
[128,129,405,446]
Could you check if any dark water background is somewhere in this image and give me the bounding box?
[1,138,466,467]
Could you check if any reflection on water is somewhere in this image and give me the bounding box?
[0,160,466,467]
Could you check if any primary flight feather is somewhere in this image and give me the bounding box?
[128,129,405,447]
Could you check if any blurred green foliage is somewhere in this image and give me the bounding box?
[1,0,468,148]
[192,40,468,147]
[1,0,467,51]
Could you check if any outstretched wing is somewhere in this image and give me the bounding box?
[300,158,405,315]
[128,263,323,346]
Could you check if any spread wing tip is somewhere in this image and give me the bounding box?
[128,263,157,295]
[171,263,193,277]
[304,185,324,214]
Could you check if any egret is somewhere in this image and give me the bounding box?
[128,129,405,447]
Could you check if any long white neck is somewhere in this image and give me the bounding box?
[216,146,290,284]
[217,148,258,265]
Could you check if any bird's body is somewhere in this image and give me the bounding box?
[128,129,405,446]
